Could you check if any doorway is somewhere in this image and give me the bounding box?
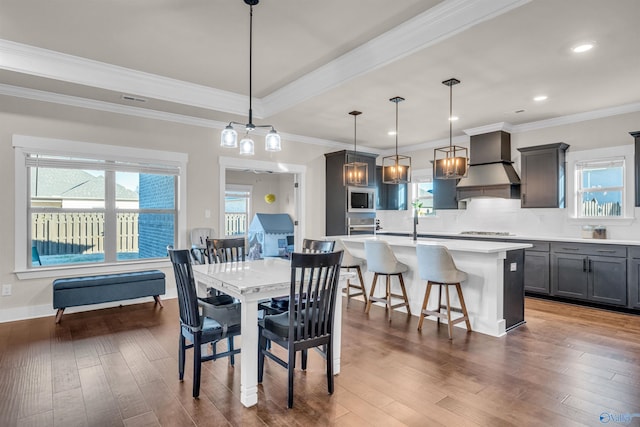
[218,156,306,250]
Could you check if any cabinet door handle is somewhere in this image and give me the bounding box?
[588,259,592,272]
[597,250,616,253]
[562,247,580,251]
[582,258,587,272]
[522,194,526,205]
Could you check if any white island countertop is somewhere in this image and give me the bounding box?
[378,230,640,246]
[340,234,532,253]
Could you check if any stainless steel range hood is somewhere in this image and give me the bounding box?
[456,130,520,199]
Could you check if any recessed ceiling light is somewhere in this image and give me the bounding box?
[449,116,459,121]
[572,42,594,53]
[533,95,548,102]
[388,131,397,136]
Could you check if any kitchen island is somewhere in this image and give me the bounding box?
[339,235,532,337]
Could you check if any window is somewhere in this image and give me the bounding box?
[225,185,251,237]
[412,180,434,217]
[575,158,624,218]
[14,135,187,275]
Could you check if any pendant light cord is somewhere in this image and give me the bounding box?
[449,81,453,149]
[395,100,399,156]
[248,4,254,127]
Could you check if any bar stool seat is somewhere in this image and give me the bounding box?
[335,239,367,308]
[364,240,411,321]
[416,244,471,340]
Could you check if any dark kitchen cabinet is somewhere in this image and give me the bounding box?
[631,131,640,207]
[551,243,627,306]
[523,241,550,295]
[325,150,377,235]
[433,178,459,210]
[518,143,569,208]
[504,249,525,330]
[628,246,640,309]
[375,166,407,210]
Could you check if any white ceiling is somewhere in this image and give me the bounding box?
[1,0,639,153]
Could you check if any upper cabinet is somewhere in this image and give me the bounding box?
[518,143,569,208]
[375,166,408,210]
[433,178,459,210]
[631,131,640,207]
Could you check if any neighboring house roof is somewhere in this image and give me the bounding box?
[249,213,294,234]
[31,168,138,200]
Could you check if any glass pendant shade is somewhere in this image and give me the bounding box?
[265,129,281,152]
[239,137,255,155]
[343,161,368,186]
[433,145,468,178]
[382,154,411,184]
[221,125,238,148]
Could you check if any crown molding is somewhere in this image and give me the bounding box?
[261,0,530,117]
[0,39,257,118]
[0,83,359,151]
[464,122,514,136]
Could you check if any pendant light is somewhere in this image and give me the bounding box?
[433,78,468,179]
[343,110,368,186]
[382,96,411,184]
[220,0,281,155]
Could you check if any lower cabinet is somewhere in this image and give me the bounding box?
[523,242,550,295]
[629,247,640,309]
[551,243,627,307]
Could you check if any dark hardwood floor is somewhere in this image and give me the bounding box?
[1,296,639,426]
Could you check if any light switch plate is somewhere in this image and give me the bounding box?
[2,284,11,296]
[510,262,517,272]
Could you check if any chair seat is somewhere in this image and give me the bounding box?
[371,261,408,275]
[181,317,240,342]
[261,312,294,338]
[429,269,467,284]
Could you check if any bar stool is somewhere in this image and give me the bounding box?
[364,240,411,320]
[416,244,471,340]
[335,239,367,308]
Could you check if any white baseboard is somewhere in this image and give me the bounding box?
[0,289,178,323]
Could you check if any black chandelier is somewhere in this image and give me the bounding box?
[220,0,281,155]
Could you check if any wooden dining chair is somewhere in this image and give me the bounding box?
[258,250,344,408]
[302,238,335,254]
[206,237,246,264]
[168,248,241,398]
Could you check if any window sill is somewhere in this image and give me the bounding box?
[15,258,171,280]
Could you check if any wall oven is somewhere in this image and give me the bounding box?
[347,186,376,213]
[347,215,376,235]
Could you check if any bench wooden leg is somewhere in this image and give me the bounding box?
[153,295,164,308]
[55,308,64,324]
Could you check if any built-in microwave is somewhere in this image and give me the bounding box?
[347,187,376,213]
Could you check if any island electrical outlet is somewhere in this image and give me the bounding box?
[2,284,12,296]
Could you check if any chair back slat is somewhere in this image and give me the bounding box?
[206,238,246,264]
[301,238,335,254]
[289,251,343,342]
[168,248,201,329]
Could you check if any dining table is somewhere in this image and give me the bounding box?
[192,257,351,407]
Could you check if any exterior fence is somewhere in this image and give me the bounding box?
[225,213,247,236]
[32,212,139,255]
[581,200,622,217]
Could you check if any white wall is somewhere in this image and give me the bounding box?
[377,111,640,241]
[0,95,328,321]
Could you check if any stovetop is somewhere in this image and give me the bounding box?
[459,231,514,236]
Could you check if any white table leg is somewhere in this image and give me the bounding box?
[332,287,343,374]
[240,299,259,407]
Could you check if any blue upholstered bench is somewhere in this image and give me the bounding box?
[53,270,166,323]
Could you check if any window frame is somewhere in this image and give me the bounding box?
[224,184,252,237]
[13,134,188,279]
[567,144,635,223]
